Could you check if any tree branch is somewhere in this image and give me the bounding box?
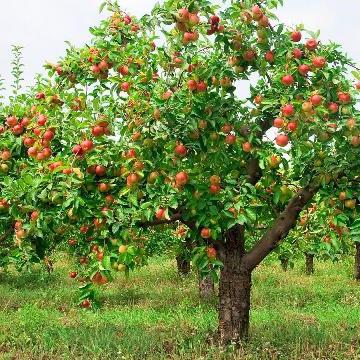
[242,183,318,270]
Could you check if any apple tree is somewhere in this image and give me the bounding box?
[1,0,359,344]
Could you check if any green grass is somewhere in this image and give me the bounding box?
[0,256,359,359]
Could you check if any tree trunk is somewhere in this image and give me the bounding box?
[305,253,314,275]
[176,254,190,276]
[198,272,214,299]
[355,242,360,281]
[218,225,251,344]
[280,257,289,271]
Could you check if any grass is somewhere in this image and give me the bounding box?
[0,255,359,359]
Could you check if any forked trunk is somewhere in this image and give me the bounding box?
[280,257,289,271]
[305,253,314,275]
[355,242,360,281]
[176,254,190,276]
[198,272,214,299]
[218,225,251,344]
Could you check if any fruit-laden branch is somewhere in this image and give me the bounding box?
[139,212,183,228]
[242,183,319,270]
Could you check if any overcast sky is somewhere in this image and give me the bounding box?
[0,0,359,98]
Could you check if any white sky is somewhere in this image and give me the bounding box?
[0,0,359,97]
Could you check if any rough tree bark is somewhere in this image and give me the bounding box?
[355,242,360,281]
[305,253,314,275]
[280,257,289,271]
[176,254,190,276]
[216,185,318,344]
[218,224,251,343]
[198,272,214,299]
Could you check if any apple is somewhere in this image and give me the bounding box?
[200,228,211,239]
[6,116,17,127]
[242,142,252,152]
[175,171,189,186]
[243,49,256,62]
[21,117,30,127]
[72,145,83,157]
[210,175,221,185]
[1,150,11,161]
[306,38,318,50]
[265,51,275,63]
[207,247,217,259]
[68,238,77,246]
[209,184,221,194]
[43,130,54,141]
[281,74,294,86]
[121,82,130,92]
[98,183,109,192]
[95,165,106,177]
[312,56,326,68]
[276,134,289,147]
[92,126,104,137]
[12,124,24,135]
[282,104,295,117]
[69,272,77,279]
[302,101,313,113]
[175,144,187,157]
[98,60,109,72]
[80,299,91,308]
[346,118,356,129]
[268,154,281,168]
[28,147,38,157]
[344,199,356,209]
[225,134,236,145]
[80,225,89,234]
[292,48,303,59]
[273,118,284,128]
[126,173,140,187]
[81,139,94,152]
[196,81,207,92]
[287,121,297,132]
[162,90,173,100]
[36,92,45,100]
[155,208,166,220]
[328,102,339,113]
[188,79,197,91]
[298,64,310,76]
[337,91,351,104]
[188,13,200,26]
[310,94,322,106]
[258,15,269,27]
[356,82,360,90]
[91,64,101,74]
[291,31,301,42]
[37,114,47,126]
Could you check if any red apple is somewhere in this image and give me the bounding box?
[276,134,289,147]
[175,171,189,186]
[282,104,295,117]
[291,31,301,42]
[175,144,187,157]
[200,228,211,239]
[281,74,294,86]
[312,56,326,68]
[306,38,318,50]
[273,118,284,128]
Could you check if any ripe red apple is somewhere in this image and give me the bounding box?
[98,183,109,192]
[292,48,303,59]
[312,56,326,68]
[196,81,207,92]
[28,147,38,157]
[310,94,322,106]
[187,79,197,91]
[287,121,297,132]
[291,31,302,42]
[98,60,109,72]
[337,91,351,104]
[36,152,45,161]
[69,272,77,279]
[282,104,295,117]
[209,184,221,194]
[328,102,339,113]
[126,173,140,187]
[80,225,89,234]
[265,51,275,63]
[6,116,17,127]
[162,90,173,100]
[91,64,101,74]
[92,126,104,137]
[81,139,94,152]
[1,150,11,161]
[281,74,294,86]
[258,15,269,27]
[42,147,52,158]
[43,130,55,141]
[121,82,130,92]
[72,145,83,156]
[242,142,252,152]
[155,208,166,220]
[356,82,360,90]
[80,299,91,308]
[37,114,47,126]
[273,117,284,128]
[118,65,129,75]
[175,144,187,157]
[243,49,256,62]
[188,13,200,26]
[225,134,236,145]
[12,124,24,135]
[298,64,310,76]
[175,171,189,186]
[200,228,211,239]
[21,117,30,127]
[177,8,189,23]
[306,38,318,50]
[276,134,289,147]
[36,92,45,100]
[95,165,106,177]
[207,247,217,260]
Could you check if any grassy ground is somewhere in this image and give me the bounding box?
[0,256,359,360]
